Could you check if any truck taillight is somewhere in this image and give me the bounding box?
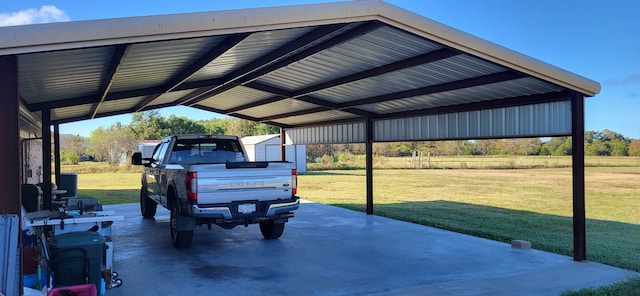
[292,168,297,196]
[186,172,197,201]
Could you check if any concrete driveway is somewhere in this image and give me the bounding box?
[103,201,637,296]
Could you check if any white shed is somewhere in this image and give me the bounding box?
[241,134,307,173]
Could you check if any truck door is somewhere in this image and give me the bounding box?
[148,141,169,204]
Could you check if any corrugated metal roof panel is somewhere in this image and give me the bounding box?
[51,104,94,121]
[96,98,141,114]
[257,26,443,91]
[188,27,315,83]
[19,47,110,102]
[111,36,223,93]
[311,55,507,103]
[239,99,319,118]
[196,86,273,110]
[147,90,195,107]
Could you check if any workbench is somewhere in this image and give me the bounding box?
[23,210,124,290]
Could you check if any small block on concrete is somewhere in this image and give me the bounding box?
[511,240,531,249]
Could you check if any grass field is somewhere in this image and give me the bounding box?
[69,157,640,295]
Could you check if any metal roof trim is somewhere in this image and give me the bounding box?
[370,2,601,97]
[0,1,382,55]
[1,0,599,96]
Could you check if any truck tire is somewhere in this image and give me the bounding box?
[140,186,157,219]
[259,221,285,239]
[170,201,193,248]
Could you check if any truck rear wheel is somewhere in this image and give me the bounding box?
[170,201,193,248]
[259,221,285,239]
[140,186,156,219]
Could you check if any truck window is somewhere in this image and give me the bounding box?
[152,141,170,164]
[173,138,246,163]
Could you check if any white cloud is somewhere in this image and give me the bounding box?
[0,5,69,27]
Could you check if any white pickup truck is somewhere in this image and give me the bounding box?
[132,134,299,248]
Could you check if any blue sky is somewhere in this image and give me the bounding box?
[1,1,639,139]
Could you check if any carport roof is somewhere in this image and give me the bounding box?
[1,0,600,128]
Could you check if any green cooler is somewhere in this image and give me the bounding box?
[50,231,105,289]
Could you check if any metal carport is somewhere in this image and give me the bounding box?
[0,0,600,292]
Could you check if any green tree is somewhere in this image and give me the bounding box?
[253,123,280,136]
[610,139,628,156]
[63,135,86,164]
[129,110,170,140]
[629,140,640,157]
[540,137,568,156]
[86,123,137,167]
[201,118,228,134]
[585,140,609,156]
[475,140,494,156]
[497,139,519,155]
[518,138,542,156]
[165,115,206,135]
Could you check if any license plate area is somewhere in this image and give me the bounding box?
[238,203,256,214]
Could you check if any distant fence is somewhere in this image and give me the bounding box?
[307,155,640,170]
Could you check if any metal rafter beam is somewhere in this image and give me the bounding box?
[258,106,331,121]
[180,21,384,106]
[337,71,527,109]
[133,33,251,112]
[90,44,131,118]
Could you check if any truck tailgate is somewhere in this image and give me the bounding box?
[191,162,294,204]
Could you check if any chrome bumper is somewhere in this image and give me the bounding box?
[191,198,300,220]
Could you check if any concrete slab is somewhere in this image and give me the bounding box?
[103,201,637,296]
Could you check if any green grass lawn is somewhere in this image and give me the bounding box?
[68,159,640,295]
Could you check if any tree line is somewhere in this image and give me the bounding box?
[307,129,640,161]
[62,111,279,165]
[61,111,640,166]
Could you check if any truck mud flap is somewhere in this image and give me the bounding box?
[177,211,196,231]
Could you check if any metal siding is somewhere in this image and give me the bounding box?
[0,215,20,296]
[285,122,364,144]
[374,101,571,141]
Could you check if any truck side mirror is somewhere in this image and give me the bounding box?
[132,152,143,165]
